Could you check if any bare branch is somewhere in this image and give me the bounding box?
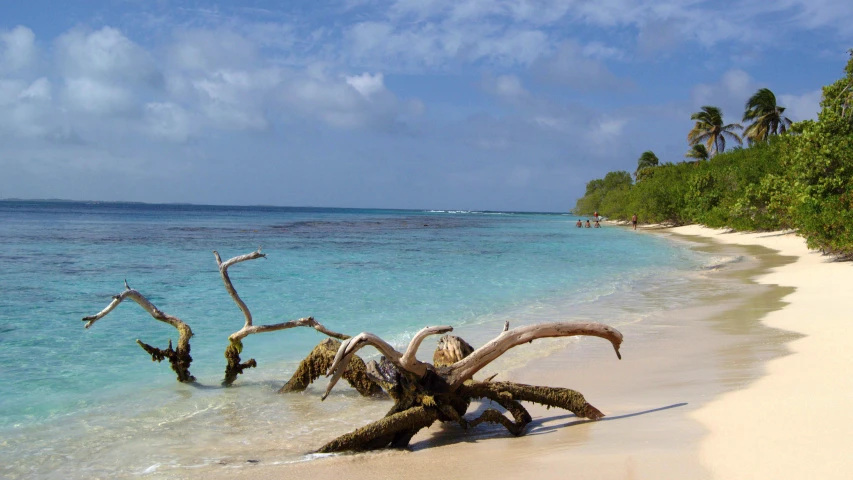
[400,325,453,371]
[323,332,421,400]
[214,249,350,385]
[229,316,348,343]
[82,286,195,382]
[444,322,622,389]
[214,248,266,328]
[83,288,188,341]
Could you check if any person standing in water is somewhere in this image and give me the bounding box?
[585,220,591,228]
[576,219,583,228]
[631,214,638,230]
[594,220,601,228]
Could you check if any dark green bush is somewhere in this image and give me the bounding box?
[781,54,853,256]
[574,51,853,257]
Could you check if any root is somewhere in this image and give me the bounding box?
[83,283,195,383]
[316,406,439,453]
[136,339,195,383]
[279,338,383,397]
[223,344,257,386]
[463,381,604,420]
[466,408,527,436]
[433,335,474,367]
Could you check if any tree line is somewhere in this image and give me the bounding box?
[574,51,853,258]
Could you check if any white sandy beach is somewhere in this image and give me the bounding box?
[195,225,853,480]
[670,226,853,479]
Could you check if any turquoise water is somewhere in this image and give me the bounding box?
[0,201,717,478]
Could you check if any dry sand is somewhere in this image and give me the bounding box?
[670,226,853,479]
[195,227,846,480]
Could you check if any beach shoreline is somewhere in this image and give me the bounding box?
[669,225,853,479]
[195,228,813,480]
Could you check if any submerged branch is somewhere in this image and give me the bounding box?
[215,249,349,385]
[82,282,195,382]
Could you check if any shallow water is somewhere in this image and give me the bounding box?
[0,201,731,479]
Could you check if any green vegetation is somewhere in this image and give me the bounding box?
[574,50,853,257]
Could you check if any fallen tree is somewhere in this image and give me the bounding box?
[317,321,623,452]
[80,253,624,452]
[82,280,196,382]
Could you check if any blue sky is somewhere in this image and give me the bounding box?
[1,1,850,211]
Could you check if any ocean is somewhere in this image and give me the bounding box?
[0,201,729,478]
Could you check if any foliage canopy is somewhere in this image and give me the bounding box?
[574,50,853,257]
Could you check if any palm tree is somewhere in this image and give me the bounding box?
[742,88,792,142]
[685,144,709,163]
[688,106,743,155]
[634,150,659,180]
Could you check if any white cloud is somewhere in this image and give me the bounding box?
[344,20,551,71]
[582,41,625,60]
[346,72,386,97]
[18,77,51,101]
[282,68,420,130]
[167,29,258,72]
[63,77,137,115]
[532,41,631,91]
[589,116,627,145]
[0,26,38,75]
[187,68,280,131]
[779,89,822,122]
[55,27,162,117]
[691,69,757,121]
[0,78,55,139]
[484,74,530,103]
[144,102,195,142]
[56,27,160,85]
[0,26,38,74]
[636,19,680,54]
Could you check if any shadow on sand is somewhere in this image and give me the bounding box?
[410,402,688,450]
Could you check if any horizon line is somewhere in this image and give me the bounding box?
[0,197,571,216]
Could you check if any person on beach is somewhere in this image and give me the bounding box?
[631,214,638,230]
[576,219,583,228]
[585,220,591,228]
[593,211,599,222]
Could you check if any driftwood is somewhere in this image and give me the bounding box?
[214,249,350,386]
[80,253,625,453]
[82,280,195,382]
[279,338,383,396]
[80,250,383,395]
[317,322,622,452]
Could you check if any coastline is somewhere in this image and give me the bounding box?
[197,229,802,480]
[669,226,853,479]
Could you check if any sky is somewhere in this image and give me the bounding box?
[1,1,851,212]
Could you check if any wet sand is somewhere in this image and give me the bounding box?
[198,233,804,480]
[672,226,853,479]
